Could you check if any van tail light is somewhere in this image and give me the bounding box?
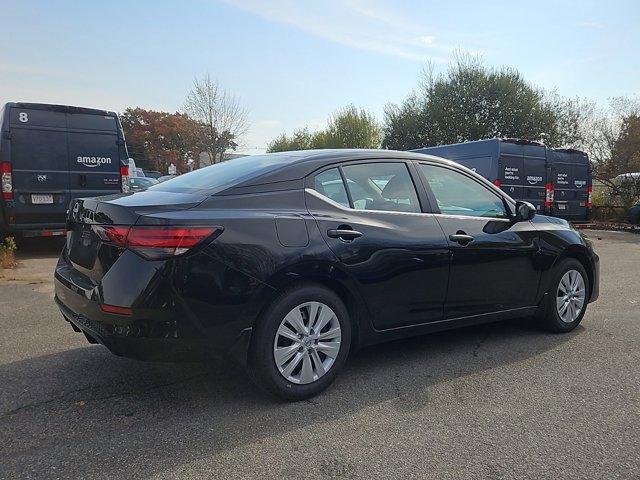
[587,185,593,209]
[94,225,221,259]
[544,182,555,208]
[493,179,502,188]
[1,162,13,200]
[120,165,130,193]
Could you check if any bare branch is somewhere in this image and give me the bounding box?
[184,73,249,164]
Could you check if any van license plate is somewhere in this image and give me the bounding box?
[557,204,567,210]
[32,194,53,204]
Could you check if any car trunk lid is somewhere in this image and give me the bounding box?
[66,190,206,282]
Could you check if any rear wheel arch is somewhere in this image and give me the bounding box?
[255,269,367,351]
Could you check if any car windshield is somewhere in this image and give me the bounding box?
[149,153,300,194]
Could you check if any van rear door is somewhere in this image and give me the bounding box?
[552,151,590,221]
[8,107,70,228]
[67,112,122,196]
[572,162,590,217]
[521,145,547,214]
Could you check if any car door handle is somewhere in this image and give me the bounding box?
[449,233,474,245]
[327,229,363,240]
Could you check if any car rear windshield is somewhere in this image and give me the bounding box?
[148,154,297,194]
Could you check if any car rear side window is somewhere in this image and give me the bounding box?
[342,163,420,213]
[313,168,349,207]
[420,164,508,218]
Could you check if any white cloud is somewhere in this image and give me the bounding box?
[219,0,472,62]
[577,20,604,29]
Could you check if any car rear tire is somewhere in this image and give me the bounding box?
[540,258,589,333]
[247,283,351,401]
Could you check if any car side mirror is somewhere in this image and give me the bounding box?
[514,201,536,222]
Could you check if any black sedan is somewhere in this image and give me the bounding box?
[629,202,640,225]
[55,150,600,400]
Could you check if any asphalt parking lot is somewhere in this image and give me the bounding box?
[1,230,639,479]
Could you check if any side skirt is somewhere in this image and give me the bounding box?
[360,306,539,349]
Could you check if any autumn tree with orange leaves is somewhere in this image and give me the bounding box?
[120,108,203,174]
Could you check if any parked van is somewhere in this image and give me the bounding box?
[0,103,130,237]
[412,138,592,221]
[549,148,592,222]
[412,138,551,214]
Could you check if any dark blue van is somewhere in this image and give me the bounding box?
[412,138,592,221]
[412,138,550,214]
[0,103,130,237]
[549,148,592,222]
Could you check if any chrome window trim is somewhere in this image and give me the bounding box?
[305,188,435,218]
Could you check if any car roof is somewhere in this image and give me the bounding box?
[226,149,452,191]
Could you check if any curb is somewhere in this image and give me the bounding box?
[574,223,640,234]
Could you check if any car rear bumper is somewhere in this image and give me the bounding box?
[54,255,253,363]
[54,295,232,361]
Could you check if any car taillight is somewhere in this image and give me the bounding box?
[96,225,130,244]
[493,179,502,188]
[120,165,130,193]
[94,225,220,259]
[1,162,13,200]
[544,182,555,208]
[587,185,593,209]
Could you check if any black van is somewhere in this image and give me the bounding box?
[0,103,130,237]
[549,148,592,222]
[412,138,551,214]
[411,138,592,221]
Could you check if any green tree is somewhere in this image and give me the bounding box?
[267,105,381,152]
[267,128,314,152]
[382,57,590,150]
[323,105,382,148]
[587,97,640,209]
[381,93,426,151]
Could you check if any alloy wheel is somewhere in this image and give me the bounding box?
[273,301,342,384]
[556,269,586,323]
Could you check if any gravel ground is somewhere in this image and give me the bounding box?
[0,230,638,480]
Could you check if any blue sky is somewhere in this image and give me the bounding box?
[1,0,638,153]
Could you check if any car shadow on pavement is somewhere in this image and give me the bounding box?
[0,319,580,478]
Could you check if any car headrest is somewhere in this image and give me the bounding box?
[381,175,412,199]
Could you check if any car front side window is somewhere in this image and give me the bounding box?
[420,164,508,218]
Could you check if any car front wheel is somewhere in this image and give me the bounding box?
[541,258,590,333]
[248,284,351,401]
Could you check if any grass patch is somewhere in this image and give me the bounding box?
[0,236,18,269]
